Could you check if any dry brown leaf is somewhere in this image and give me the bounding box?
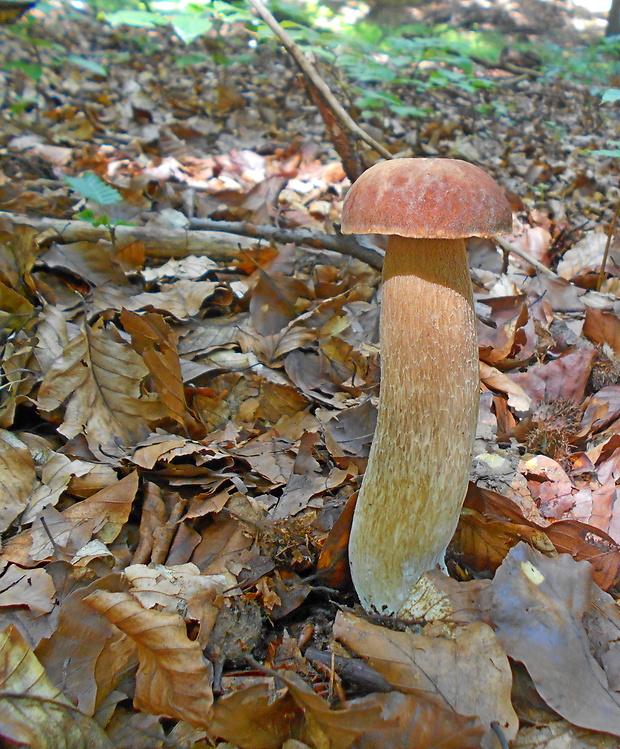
[316,491,357,589]
[557,231,619,281]
[271,431,349,518]
[0,471,138,566]
[23,451,107,524]
[122,562,227,642]
[0,333,38,429]
[454,506,553,573]
[509,347,596,410]
[278,668,486,749]
[121,309,204,434]
[211,677,304,748]
[544,521,620,591]
[0,624,112,748]
[398,568,490,624]
[38,240,127,287]
[0,565,55,615]
[479,362,532,411]
[35,572,135,716]
[583,307,620,357]
[0,429,36,532]
[37,323,167,459]
[250,273,313,335]
[124,279,230,319]
[333,611,517,744]
[62,469,138,544]
[85,588,214,728]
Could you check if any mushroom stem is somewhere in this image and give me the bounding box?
[349,235,479,614]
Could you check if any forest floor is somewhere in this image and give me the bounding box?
[1,0,620,747]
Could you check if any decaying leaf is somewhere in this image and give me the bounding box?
[37,323,167,459]
[0,624,112,748]
[280,668,486,749]
[333,611,517,745]
[487,542,620,736]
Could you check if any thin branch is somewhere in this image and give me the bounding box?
[0,211,384,269]
[596,196,620,291]
[188,217,383,269]
[247,0,392,162]
[495,236,559,279]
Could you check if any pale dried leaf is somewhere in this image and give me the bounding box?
[0,566,55,615]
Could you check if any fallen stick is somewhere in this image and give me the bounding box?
[495,236,559,279]
[0,210,384,269]
[188,217,384,269]
[1,211,557,278]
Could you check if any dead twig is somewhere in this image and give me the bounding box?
[495,236,559,279]
[246,0,392,176]
[0,210,384,269]
[596,196,620,291]
[188,217,384,269]
[2,208,559,279]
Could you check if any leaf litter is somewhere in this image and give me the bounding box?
[1,0,620,746]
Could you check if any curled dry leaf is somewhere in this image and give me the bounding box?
[0,624,112,748]
[120,309,204,435]
[487,542,620,736]
[479,362,532,412]
[333,611,517,745]
[85,589,214,728]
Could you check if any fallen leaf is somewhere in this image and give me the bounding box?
[487,542,620,736]
[333,611,517,744]
[85,589,214,728]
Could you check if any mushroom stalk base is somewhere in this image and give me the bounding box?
[348,236,479,615]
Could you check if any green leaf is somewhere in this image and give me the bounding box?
[590,148,620,157]
[104,10,168,28]
[66,55,107,77]
[4,60,42,81]
[602,89,620,103]
[64,173,121,206]
[9,98,35,114]
[174,53,210,68]
[170,15,212,44]
[389,104,431,117]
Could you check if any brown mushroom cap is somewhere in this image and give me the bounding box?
[341,157,512,239]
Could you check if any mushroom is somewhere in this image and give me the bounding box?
[341,157,512,615]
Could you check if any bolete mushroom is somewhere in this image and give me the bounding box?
[341,157,512,615]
